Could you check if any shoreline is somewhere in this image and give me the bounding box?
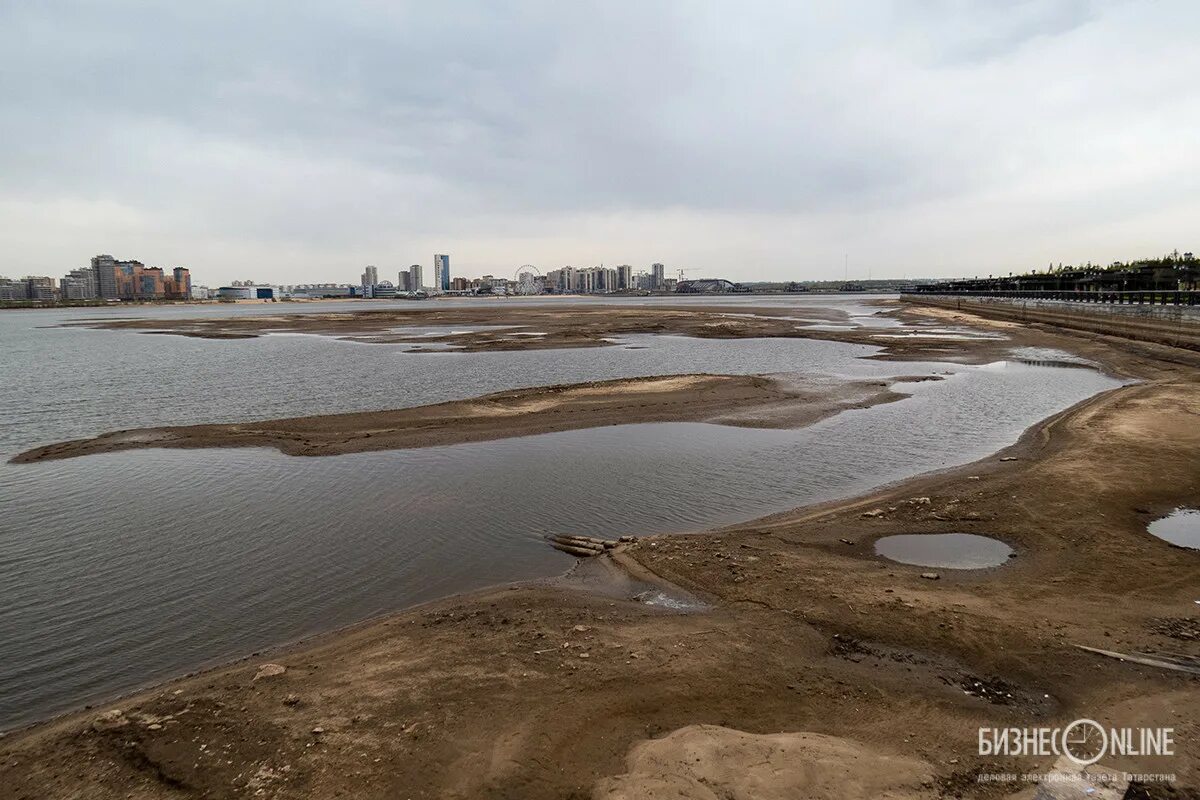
[5,367,1197,796]
[3,305,1199,797]
[0,380,1110,740]
[55,300,998,357]
[9,373,914,465]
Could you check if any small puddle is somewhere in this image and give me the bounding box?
[871,332,1005,341]
[1148,509,1200,549]
[875,533,1014,569]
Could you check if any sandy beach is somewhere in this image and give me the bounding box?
[3,302,1198,799]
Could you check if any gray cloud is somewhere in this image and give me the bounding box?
[1,0,1197,283]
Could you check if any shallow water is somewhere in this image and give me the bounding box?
[874,533,1015,569]
[0,297,1120,729]
[1147,509,1200,549]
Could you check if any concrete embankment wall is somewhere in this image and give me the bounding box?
[903,294,1200,351]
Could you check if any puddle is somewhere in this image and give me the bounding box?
[871,331,1005,341]
[875,533,1014,569]
[1148,509,1200,549]
[798,323,856,331]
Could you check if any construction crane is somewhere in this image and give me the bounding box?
[677,268,701,281]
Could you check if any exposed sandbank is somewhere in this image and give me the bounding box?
[11,373,914,464]
[65,302,1006,361]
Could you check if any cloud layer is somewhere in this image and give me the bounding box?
[2,1,1197,284]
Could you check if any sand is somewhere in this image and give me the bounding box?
[10,374,911,464]
[62,301,999,359]
[3,303,1200,799]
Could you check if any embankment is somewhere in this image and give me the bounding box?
[904,293,1200,350]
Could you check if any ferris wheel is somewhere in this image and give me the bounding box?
[513,265,542,295]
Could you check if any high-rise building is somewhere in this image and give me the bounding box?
[89,255,185,300]
[651,263,665,290]
[60,267,98,299]
[118,261,145,298]
[617,265,632,291]
[21,276,57,301]
[434,254,451,291]
[92,254,120,299]
[361,265,378,286]
[168,267,191,299]
[136,267,165,298]
[398,270,411,291]
[410,264,423,291]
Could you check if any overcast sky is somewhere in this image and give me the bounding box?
[2,1,1197,285]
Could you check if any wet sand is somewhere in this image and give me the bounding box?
[10,374,913,464]
[64,301,993,358]
[4,305,1200,799]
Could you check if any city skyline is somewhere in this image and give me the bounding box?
[2,3,1198,285]
[0,251,702,301]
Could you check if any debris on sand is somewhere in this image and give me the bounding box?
[957,675,1016,705]
[91,709,128,732]
[547,534,619,557]
[253,663,287,681]
[1074,644,1200,676]
[1149,617,1200,641]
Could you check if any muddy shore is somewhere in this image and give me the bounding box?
[64,300,1006,358]
[3,304,1199,799]
[10,373,914,464]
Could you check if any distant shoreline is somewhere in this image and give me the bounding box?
[0,290,904,311]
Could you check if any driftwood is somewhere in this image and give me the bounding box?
[547,533,619,557]
[1074,644,1200,676]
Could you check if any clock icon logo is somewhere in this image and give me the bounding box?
[1062,719,1108,766]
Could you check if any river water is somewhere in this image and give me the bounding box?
[0,296,1121,729]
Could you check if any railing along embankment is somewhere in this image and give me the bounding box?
[902,291,1200,351]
